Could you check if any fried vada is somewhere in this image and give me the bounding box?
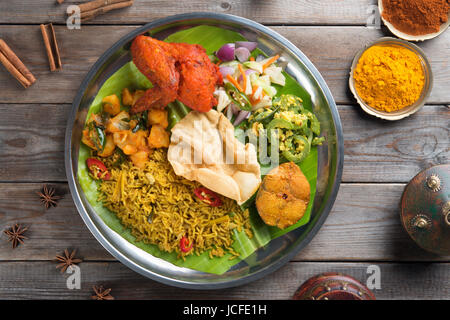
[256,162,310,229]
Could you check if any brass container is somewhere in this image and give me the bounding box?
[401,164,450,255]
[293,272,376,300]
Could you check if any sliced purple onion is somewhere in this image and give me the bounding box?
[235,47,251,62]
[236,41,258,52]
[230,103,240,115]
[233,110,251,126]
[238,69,257,82]
[216,43,235,62]
[219,66,234,78]
[226,104,234,120]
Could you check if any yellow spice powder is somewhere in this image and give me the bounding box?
[353,45,425,113]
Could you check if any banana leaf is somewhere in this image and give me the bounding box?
[77,25,317,274]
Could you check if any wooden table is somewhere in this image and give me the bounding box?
[0,1,448,300]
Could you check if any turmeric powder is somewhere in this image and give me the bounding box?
[353,45,425,113]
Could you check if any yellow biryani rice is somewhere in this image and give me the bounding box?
[98,149,253,259]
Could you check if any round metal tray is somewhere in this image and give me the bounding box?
[65,13,344,289]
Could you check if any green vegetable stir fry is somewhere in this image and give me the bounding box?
[247,94,324,164]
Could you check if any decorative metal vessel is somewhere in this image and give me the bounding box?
[293,272,376,300]
[401,164,450,256]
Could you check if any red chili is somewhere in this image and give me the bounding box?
[180,236,193,253]
[194,187,223,207]
[86,158,111,180]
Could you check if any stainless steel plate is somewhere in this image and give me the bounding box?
[65,13,344,289]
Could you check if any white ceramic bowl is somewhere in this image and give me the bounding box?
[349,37,433,121]
[378,0,450,41]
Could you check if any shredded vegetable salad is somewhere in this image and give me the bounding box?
[213,42,286,127]
[212,41,323,165]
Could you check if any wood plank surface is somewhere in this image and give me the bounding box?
[341,104,450,183]
[0,104,447,183]
[0,0,374,25]
[1,1,449,300]
[0,26,449,105]
[0,104,67,182]
[1,183,448,262]
[0,261,448,300]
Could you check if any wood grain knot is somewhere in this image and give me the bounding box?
[220,2,231,10]
[383,127,449,160]
[4,138,27,148]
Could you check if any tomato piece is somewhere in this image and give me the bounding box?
[193,187,223,207]
[180,236,193,253]
[86,158,111,180]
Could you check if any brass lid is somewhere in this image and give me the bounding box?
[401,164,450,255]
[292,273,375,300]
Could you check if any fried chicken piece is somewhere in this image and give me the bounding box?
[130,35,222,113]
[173,43,223,113]
[130,36,179,113]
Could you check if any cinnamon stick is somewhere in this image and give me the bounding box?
[78,0,134,22]
[0,39,36,88]
[40,23,62,72]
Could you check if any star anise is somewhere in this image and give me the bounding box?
[91,285,114,300]
[54,249,82,273]
[37,185,61,209]
[3,224,28,248]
